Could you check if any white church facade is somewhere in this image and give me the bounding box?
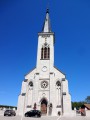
[17,9,72,116]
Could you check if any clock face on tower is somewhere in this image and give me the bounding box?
[42,66,47,72]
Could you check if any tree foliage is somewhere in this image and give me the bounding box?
[0,105,17,109]
[72,101,86,110]
[85,96,90,103]
[72,96,90,110]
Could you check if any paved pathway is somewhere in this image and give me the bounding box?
[0,116,58,120]
[0,115,90,120]
[60,116,90,120]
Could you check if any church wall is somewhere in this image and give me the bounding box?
[26,88,33,109]
[21,81,27,94]
[25,83,32,109]
[63,79,69,93]
[49,73,57,116]
[53,68,71,115]
[49,35,54,71]
[55,86,61,106]
[17,66,72,116]
[56,88,59,106]
[39,61,50,78]
[25,68,36,80]
[54,67,65,79]
[32,74,39,107]
[24,81,35,113]
[17,95,25,116]
[17,69,37,115]
[63,93,72,115]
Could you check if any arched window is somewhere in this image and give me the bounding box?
[48,47,50,59]
[41,43,50,59]
[56,81,61,87]
[41,48,43,59]
[29,81,33,87]
[44,47,47,59]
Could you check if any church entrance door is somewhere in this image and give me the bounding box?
[41,98,47,115]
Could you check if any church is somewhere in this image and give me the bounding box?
[17,9,72,116]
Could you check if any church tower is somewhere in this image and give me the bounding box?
[17,9,72,116]
[36,8,54,72]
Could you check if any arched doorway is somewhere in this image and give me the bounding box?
[41,98,47,115]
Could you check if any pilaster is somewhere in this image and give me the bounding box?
[33,73,39,105]
[49,72,56,115]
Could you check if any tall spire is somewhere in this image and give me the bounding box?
[42,8,51,32]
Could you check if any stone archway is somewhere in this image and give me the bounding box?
[41,98,47,115]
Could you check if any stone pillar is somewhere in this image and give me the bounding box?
[49,72,56,116]
[61,80,63,115]
[33,73,39,108]
[17,94,25,116]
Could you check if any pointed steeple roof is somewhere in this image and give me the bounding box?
[42,8,51,32]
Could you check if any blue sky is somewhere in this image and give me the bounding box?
[0,0,90,106]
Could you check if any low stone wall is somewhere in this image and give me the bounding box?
[86,110,90,117]
[73,110,90,117]
[62,110,90,117]
[0,110,4,116]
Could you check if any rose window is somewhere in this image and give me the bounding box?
[41,81,48,88]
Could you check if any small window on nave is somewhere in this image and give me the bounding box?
[29,81,33,87]
[41,48,44,59]
[56,81,61,87]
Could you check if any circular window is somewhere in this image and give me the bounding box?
[56,81,61,86]
[41,81,48,88]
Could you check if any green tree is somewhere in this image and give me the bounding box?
[72,101,86,110]
[85,96,90,103]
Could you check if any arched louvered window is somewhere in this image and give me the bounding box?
[41,44,50,59]
[44,47,47,59]
[41,48,44,59]
[48,47,50,59]
[29,81,33,87]
[56,81,61,87]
